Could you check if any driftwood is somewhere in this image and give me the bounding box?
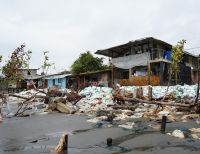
[66,91,82,105]
[14,92,43,116]
[122,97,193,107]
[113,91,194,108]
[9,93,47,100]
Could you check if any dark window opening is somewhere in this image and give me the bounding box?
[53,79,55,85]
[27,70,31,75]
[58,78,62,83]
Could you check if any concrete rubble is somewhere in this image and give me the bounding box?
[170,129,185,139]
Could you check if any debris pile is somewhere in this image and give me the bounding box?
[120,84,197,99]
[76,86,114,113]
[1,84,200,123]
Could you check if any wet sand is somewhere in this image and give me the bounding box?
[0,113,200,154]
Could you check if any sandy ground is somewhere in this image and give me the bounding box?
[0,113,200,154]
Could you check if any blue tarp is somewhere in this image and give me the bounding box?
[164,51,171,61]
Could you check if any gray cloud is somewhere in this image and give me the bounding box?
[0,0,200,73]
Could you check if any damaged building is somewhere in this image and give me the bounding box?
[67,69,112,90]
[96,37,198,86]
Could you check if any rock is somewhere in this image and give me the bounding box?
[56,103,71,114]
[189,128,200,133]
[130,112,144,119]
[48,86,59,97]
[106,124,113,128]
[167,115,176,122]
[191,133,200,140]
[87,117,100,123]
[122,110,133,116]
[54,97,66,104]
[196,119,200,125]
[47,97,71,113]
[158,111,170,116]
[48,101,57,111]
[171,129,185,139]
[113,113,130,121]
[118,122,135,129]
[181,114,199,120]
[148,123,160,130]
[135,107,146,112]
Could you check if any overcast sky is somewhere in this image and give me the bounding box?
[0,0,200,73]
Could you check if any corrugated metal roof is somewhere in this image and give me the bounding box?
[44,74,70,79]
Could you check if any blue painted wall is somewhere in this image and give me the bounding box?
[47,78,66,89]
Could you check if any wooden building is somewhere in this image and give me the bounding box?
[67,69,112,90]
[96,37,198,85]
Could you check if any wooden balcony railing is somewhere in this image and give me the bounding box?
[119,75,160,86]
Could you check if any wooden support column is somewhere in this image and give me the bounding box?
[160,61,164,85]
[77,77,80,91]
[195,55,200,104]
[111,64,114,84]
[148,86,152,100]
[111,51,114,84]
[129,68,132,79]
[147,63,151,85]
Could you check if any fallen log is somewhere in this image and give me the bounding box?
[121,97,193,108]
[9,93,47,100]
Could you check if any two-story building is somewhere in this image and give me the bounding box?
[17,68,41,89]
[96,37,198,85]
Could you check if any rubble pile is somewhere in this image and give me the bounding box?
[120,84,197,99]
[1,85,200,122]
[0,89,48,117]
[76,86,114,113]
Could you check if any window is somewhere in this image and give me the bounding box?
[58,78,62,83]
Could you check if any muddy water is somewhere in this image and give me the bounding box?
[0,113,200,154]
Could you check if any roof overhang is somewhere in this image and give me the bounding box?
[44,74,71,79]
[95,37,172,58]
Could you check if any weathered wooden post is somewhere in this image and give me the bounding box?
[54,134,68,153]
[107,138,112,147]
[195,55,200,104]
[148,86,152,100]
[136,87,143,99]
[148,63,151,85]
[194,55,200,113]
[160,116,167,133]
[64,134,68,150]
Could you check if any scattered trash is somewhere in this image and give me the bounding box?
[181,114,199,120]
[118,122,135,129]
[191,133,200,140]
[189,128,200,133]
[120,84,197,99]
[170,129,185,139]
